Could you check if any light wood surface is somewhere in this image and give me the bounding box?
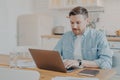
[0,54,116,80]
[41,35,120,42]
[107,37,120,42]
[41,35,61,39]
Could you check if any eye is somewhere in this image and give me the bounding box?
[76,21,80,24]
[70,21,74,24]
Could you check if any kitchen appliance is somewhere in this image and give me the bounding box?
[116,29,120,36]
[53,26,64,35]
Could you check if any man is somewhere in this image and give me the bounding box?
[54,6,113,69]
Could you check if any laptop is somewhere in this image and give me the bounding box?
[29,49,75,73]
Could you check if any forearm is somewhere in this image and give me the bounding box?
[82,60,99,68]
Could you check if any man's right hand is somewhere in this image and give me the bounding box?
[63,59,79,69]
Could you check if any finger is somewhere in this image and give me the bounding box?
[65,61,74,69]
[63,60,70,67]
[66,60,78,68]
[66,64,73,69]
[64,60,75,68]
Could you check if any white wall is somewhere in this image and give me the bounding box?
[34,0,71,32]
[0,0,34,54]
[34,0,120,35]
[101,0,120,35]
[0,0,120,54]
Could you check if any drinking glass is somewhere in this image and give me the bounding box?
[9,52,18,68]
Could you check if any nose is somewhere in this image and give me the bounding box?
[73,23,77,28]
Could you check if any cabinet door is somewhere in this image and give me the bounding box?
[49,0,62,9]
[17,15,39,46]
[41,37,60,50]
[109,41,120,49]
[109,41,120,75]
[17,14,53,46]
[49,0,104,9]
[112,49,120,75]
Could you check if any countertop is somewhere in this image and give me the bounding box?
[107,37,120,42]
[41,35,120,42]
[41,35,61,38]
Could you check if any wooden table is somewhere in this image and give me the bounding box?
[0,54,116,80]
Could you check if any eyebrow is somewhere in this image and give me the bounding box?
[70,20,81,23]
[70,21,74,23]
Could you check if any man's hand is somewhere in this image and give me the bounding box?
[63,59,79,69]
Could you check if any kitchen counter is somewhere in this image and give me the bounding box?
[41,35,62,39]
[41,35,120,42]
[107,37,120,42]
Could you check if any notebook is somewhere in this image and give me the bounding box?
[78,69,99,76]
[29,49,75,73]
[52,76,99,80]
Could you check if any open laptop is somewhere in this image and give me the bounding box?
[29,49,75,73]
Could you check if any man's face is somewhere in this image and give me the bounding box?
[69,15,89,35]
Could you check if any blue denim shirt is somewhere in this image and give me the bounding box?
[54,28,113,69]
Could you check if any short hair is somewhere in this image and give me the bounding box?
[69,6,88,19]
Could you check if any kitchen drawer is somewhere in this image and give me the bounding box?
[112,49,120,75]
[109,41,120,49]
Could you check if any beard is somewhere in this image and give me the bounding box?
[72,28,81,35]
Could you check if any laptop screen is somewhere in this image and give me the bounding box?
[29,49,67,73]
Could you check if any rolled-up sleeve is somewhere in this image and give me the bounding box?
[94,32,113,69]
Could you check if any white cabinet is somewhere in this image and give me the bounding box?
[109,41,120,49]
[41,35,61,50]
[112,49,120,75]
[49,0,104,10]
[108,41,120,75]
[17,14,53,47]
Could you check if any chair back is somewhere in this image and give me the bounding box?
[0,68,40,80]
[112,51,120,75]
